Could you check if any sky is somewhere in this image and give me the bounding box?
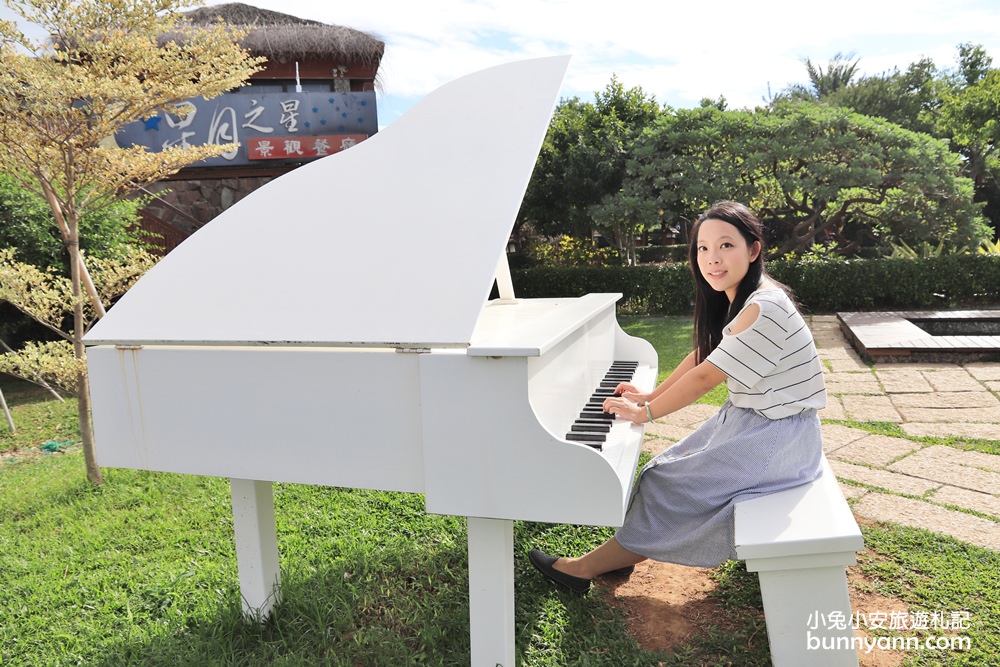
[5,0,1000,129]
[221,0,1000,128]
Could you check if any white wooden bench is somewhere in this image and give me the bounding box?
[735,455,864,667]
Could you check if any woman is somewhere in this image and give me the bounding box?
[529,201,826,593]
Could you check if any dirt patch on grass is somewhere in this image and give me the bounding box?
[599,561,723,652]
[602,550,907,666]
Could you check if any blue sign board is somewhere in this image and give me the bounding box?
[115,91,378,167]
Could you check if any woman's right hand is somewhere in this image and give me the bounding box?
[614,383,649,405]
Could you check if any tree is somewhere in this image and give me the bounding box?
[777,52,861,102]
[623,106,757,247]
[939,53,1000,239]
[519,76,660,248]
[825,58,942,136]
[781,43,1000,240]
[0,0,264,484]
[0,173,144,276]
[623,103,990,255]
[0,245,156,391]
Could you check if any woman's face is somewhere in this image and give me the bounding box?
[696,218,761,302]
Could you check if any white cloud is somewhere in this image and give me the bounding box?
[7,0,1000,124]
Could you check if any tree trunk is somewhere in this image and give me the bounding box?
[41,179,106,318]
[76,364,102,485]
[68,221,104,485]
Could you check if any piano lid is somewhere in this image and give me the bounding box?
[84,56,571,348]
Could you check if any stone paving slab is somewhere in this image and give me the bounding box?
[901,422,1000,440]
[824,355,870,373]
[890,447,1000,494]
[903,445,1000,472]
[967,363,1000,381]
[920,369,989,392]
[932,486,1000,517]
[873,368,934,393]
[812,316,999,552]
[657,404,716,428]
[830,434,922,467]
[893,406,1000,424]
[829,459,941,496]
[643,423,695,442]
[818,396,847,421]
[824,373,882,395]
[838,483,870,500]
[840,394,903,422]
[890,391,999,409]
[852,492,1000,551]
[821,424,869,452]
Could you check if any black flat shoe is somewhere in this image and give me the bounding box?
[528,549,591,594]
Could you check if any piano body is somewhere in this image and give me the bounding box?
[84,56,657,666]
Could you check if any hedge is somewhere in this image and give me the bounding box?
[511,255,1000,316]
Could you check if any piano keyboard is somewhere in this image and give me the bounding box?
[566,361,639,450]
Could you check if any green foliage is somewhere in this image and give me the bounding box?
[0,173,146,273]
[782,243,849,263]
[0,340,83,394]
[768,254,1000,312]
[979,237,1000,254]
[623,102,989,257]
[514,255,1000,315]
[814,57,944,136]
[886,239,953,259]
[519,77,660,241]
[0,245,156,334]
[514,264,695,315]
[528,235,623,267]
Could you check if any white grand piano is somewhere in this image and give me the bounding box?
[84,56,657,666]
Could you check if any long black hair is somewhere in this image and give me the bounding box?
[689,202,789,363]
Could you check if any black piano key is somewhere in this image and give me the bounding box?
[565,361,643,450]
[565,431,606,443]
[575,416,614,425]
[572,423,611,433]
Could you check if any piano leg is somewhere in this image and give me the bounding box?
[467,517,515,666]
[230,478,282,620]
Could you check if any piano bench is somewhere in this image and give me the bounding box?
[734,455,864,667]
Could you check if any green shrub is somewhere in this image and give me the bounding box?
[636,244,688,263]
[527,235,624,267]
[513,255,1000,315]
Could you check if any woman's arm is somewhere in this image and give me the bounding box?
[605,359,725,424]
[606,303,760,424]
[617,349,699,405]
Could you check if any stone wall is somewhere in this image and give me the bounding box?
[140,176,276,238]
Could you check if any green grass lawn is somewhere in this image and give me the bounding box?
[1,318,997,665]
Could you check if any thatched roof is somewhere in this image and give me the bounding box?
[179,3,384,68]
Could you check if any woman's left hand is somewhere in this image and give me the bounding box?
[602,396,644,424]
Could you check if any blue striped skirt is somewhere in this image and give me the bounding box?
[615,402,823,567]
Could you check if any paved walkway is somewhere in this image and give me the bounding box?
[642,315,1000,552]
